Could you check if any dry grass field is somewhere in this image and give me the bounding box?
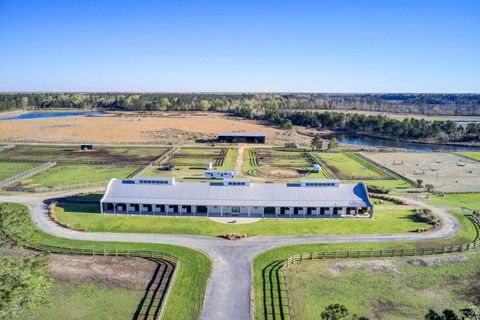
[0,112,310,144]
[363,152,480,193]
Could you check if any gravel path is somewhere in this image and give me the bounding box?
[0,192,460,320]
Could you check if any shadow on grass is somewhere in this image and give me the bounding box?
[262,260,289,320]
[133,258,176,320]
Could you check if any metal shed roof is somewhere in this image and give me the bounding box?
[218,132,266,137]
[101,179,372,208]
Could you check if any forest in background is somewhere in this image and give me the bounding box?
[0,93,479,115]
[1,93,479,143]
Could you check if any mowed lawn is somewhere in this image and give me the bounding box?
[456,151,480,162]
[315,152,383,178]
[19,164,138,187]
[17,281,143,320]
[287,254,480,319]
[55,205,429,236]
[428,193,480,212]
[0,161,38,179]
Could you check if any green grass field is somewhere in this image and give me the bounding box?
[315,152,383,179]
[219,148,238,170]
[0,161,39,179]
[253,209,478,320]
[287,253,480,319]
[0,146,167,163]
[19,164,138,187]
[456,151,480,162]
[17,281,144,320]
[55,205,428,236]
[428,193,480,212]
[143,148,237,181]
[2,203,211,320]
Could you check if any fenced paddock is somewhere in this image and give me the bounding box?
[246,148,332,180]
[11,164,139,189]
[139,147,237,181]
[0,161,56,188]
[261,214,480,320]
[364,152,480,193]
[0,145,168,164]
[0,161,39,180]
[5,229,178,320]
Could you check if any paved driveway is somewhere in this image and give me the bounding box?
[0,192,459,320]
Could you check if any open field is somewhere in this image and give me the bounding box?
[315,152,385,179]
[428,193,480,212]
[0,112,312,145]
[243,148,332,180]
[2,203,212,320]
[363,152,480,193]
[55,204,428,236]
[0,145,167,163]
[18,255,156,320]
[140,147,237,181]
[287,253,480,320]
[457,151,480,162]
[19,281,144,320]
[15,164,138,188]
[0,161,38,179]
[253,208,479,320]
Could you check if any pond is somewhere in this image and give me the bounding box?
[1,111,105,121]
[323,133,480,152]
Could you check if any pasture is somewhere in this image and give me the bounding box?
[0,145,167,163]
[253,209,478,320]
[0,112,289,144]
[15,164,138,188]
[457,151,480,162]
[244,148,332,180]
[0,161,38,179]
[364,152,480,193]
[315,152,385,179]
[1,203,211,320]
[140,147,237,181]
[287,253,480,319]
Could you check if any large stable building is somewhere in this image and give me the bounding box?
[100,177,373,218]
[218,132,266,144]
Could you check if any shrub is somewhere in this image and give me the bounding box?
[414,208,440,225]
[366,185,390,194]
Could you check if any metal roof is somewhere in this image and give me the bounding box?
[218,132,266,137]
[101,179,372,208]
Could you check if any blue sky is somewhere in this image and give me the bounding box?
[0,0,479,92]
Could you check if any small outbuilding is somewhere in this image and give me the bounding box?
[205,170,239,179]
[218,132,266,144]
[80,144,93,150]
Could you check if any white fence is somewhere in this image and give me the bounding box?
[0,161,57,189]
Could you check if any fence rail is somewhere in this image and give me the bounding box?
[0,161,56,188]
[3,180,108,193]
[0,157,151,166]
[3,228,179,264]
[280,214,480,320]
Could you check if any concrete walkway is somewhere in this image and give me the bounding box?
[0,192,460,320]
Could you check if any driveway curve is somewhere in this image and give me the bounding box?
[0,191,460,320]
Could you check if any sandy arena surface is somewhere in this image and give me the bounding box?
[49,255,157,289]
[363,152,480,193]
[0,112,312,144]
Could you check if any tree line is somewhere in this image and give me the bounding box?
[240,109,480,143]
[1,93,479,143]
[0,93,479,116]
